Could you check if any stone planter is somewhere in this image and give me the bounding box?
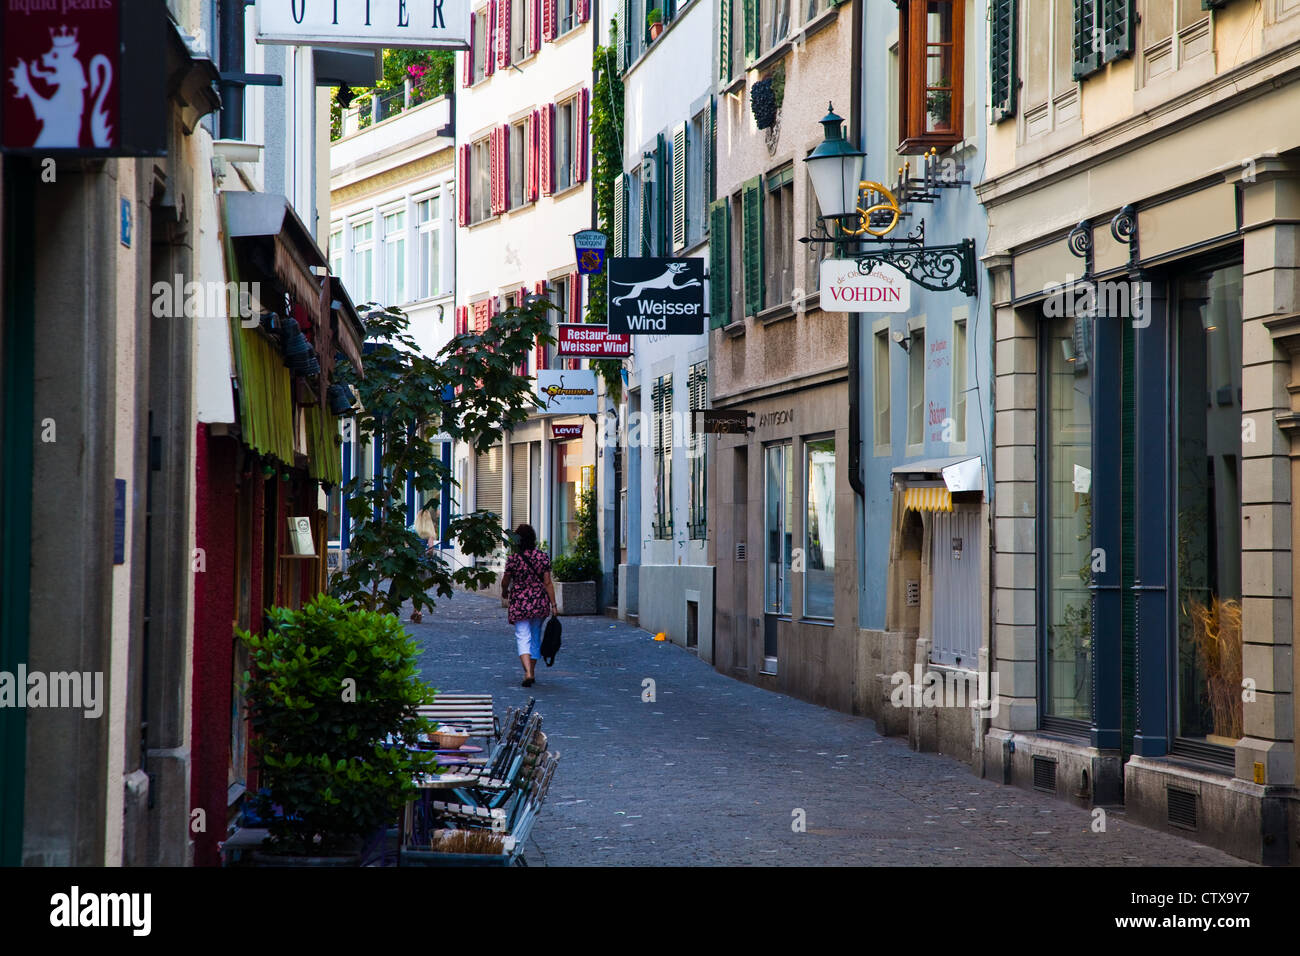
[555,580,597,615]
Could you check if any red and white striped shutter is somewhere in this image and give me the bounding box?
[488,131,499,214]
[539,104,554,196]
[570,271,582,322]
[455,305,467,335]
[456,145,469,225]
[531,0,542,51]
[542,0,555,41]
[497,0,510,69]
[485,0,497,76]
[462,15,475,86]
[535,281,550,369]
[500,123,512,212]
[527,110,539,201]
[576,88,590,183]
[578,0,589,24]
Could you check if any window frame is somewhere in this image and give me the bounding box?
[951,314,967,446]
[763,164,794,311]
[381,205,407,307]
[509,116,530,210]
[470,136,492,224]
[415,193,442,300]
[873,322,892,454]
[802,435,836,620]
[555,97,577,192]
[897,0,966,155]
[473,6,489,84]
[907,323,926,451]
[350,215,375,304]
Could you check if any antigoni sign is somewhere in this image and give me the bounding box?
[819,260,910,313]
[255,0,470,49]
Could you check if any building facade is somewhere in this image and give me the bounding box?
[978,0,1300,864]
[614,0,717,654]
[455,0,599,585]
[707,0,860,708]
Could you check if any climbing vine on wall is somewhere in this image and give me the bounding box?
[586,17,626,404]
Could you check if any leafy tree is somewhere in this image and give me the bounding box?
[329,296,554,616]
[587,19,627,402]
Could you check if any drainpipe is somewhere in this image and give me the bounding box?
[846,0,864,502]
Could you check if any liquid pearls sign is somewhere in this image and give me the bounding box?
[255,0,470,49]
[819,260,910,313]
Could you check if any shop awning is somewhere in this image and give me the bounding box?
[892,455,984,493]
[328,275,366,376]
[904,485,953,513]
[223,191,327,328]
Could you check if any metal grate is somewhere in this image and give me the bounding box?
[1032,756,1057,794]
[1167,788,1198,831]
[735,541,746,562]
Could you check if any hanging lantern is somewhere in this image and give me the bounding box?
[327,383,354,415]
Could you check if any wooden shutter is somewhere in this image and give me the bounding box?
[613,173,626,257]
[569,272,582,323]
[463,16,476,86]
[489,130,501,215]
[502,124,513,212]
[485,0,497,76]
[1073,0,1102,79]
[708,198,729,329]
[655,132,667,255]
[640,167,653,256]
[1102,0,1133,63]
[534,280,549,369]
[671,122,688,252]
[543,0,556,40]
[704,97,716,203]
[989,0,1017,122]
[498,0,511,69]
[718,0,731,86]
[540,104,554,196]
[511,443,530,526]
[527,111,539,201]
[620,0,631,69]
[455,305,469,335]
[743,0,758,66]
[575,88,590,183]
[578,0,590,23]
[741,176,763,316]
[457,145,471,226]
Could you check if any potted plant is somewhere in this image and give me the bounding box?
[551,485,600,615]
[237,595,438,864]
[647,7,663,40]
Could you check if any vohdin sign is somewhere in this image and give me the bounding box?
[819,260,910,313]
[255,0,470,49]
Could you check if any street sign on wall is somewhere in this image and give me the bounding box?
[606,257,706,335]
[535,369,598,415]
[255,0,471,49]
[556,323,631,358]
[819,260,911,312]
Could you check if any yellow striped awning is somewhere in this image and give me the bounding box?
[904,485,952,513]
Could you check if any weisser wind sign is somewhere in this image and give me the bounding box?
[255,0,470,49]
[606,257,706,335]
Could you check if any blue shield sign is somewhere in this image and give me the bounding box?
[574,229,608,275]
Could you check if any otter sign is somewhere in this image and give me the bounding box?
[606,257,706,335]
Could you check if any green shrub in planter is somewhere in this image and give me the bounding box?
[552,484,600,582]
[553,551,600,583]
[238,595,438,855]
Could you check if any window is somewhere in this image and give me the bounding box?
[510,117,529,209]
[804,0,826,24]
[554,439,583,554]
[729,190,745,322]
[907,326,925,448]
[1043,311,1092,722]
[559,0,577,35]
[473,6,489,83]
[652,374,674,539]
[760,0,792,56]
[688,363,708,539]
[672,111,707,253]
[555,97,577,191]
[350,217,374,304]
[804,437,835,619]
[708,197,730,329]
[874,328,891,449]
[951,317,967,443]
[1072,0,1134,80]
[1018,0,1077,136]
[470,137,492,223]
[764,442,793,615]
[329,224,343,279]
[382,208,406,306]
[805,170,827,297]
[511,0,527,61]
[764,165,794,311]
[897,0,965,154]
[416,195,441,299]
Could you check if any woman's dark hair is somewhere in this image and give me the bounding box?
[514,523,537,552]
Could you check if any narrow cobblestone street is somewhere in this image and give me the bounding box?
[411,591,1245,866]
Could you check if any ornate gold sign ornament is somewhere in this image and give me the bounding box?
[838,181,902,238]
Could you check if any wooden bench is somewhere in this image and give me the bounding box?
[418,694,498,743]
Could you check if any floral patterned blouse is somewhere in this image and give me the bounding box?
[505,549,552,624]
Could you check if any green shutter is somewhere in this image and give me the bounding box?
[613,172,626,257]
[1102,0,1133,63]
[705,97,716,204]
[741,175,763,316]
[641,165,653,256]
[719,0,731,86]
[620,0,630,70]
[708,198,730,329]
[990,0,1017,122]
[1073,0,1101,80]
[743,0,758,66]
[656,133,667,256]
[672,123,688,252]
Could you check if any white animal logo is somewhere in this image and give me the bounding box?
[9,26,113,148]
[610,262,701,305]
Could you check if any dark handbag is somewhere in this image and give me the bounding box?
[540,615,562,666]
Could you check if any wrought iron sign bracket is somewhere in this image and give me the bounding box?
[801,218,977,296]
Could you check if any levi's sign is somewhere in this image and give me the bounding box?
[255,0,470,49]
[607,257,705,335]
[820,260,910,313]
[556,323,631,358]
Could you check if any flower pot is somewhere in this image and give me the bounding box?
[555,580,597,615]
[649,22,663,39]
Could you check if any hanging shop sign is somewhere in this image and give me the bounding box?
[573,229,608,275]
[606,257,706,335]
[556,323,631,358]
[819,260,911,312]
[551,423,584,439]
[1,0,167,155]
[255,0,470,50]
[535,369,598,415]
[693,410,752,435]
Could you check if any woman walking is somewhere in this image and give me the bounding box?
[499,523,556,687]
[405,500,439,624]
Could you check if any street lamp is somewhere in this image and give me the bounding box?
[804,103,865,229]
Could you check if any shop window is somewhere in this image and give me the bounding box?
[907,326,925,448]
[1174,263,1243,748]
[764,441,793,615]
[1043,311,1093,722]
[554,440,583,555]
[897,0,965,154]
[652,374,674,539]
[804,437,835,619]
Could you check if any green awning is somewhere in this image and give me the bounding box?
[305,403,342,484]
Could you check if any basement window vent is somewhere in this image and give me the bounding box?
[1031,756,1057,794]
[1167,787,1198,831]
[735,542,747,562]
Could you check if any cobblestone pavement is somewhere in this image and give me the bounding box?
[410,590,1247,866]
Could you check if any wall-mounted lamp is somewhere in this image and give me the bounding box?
[336,84,356,109]
[891,328,911,353]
